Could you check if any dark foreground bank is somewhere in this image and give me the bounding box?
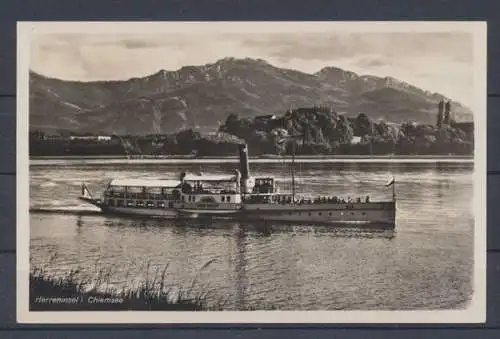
[29,265,224,311]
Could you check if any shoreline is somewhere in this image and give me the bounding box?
[30,154,474,160]
[29,154,475,166]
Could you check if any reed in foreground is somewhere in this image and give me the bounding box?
[29,260,225,311]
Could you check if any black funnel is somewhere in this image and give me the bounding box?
[238,143,250,180]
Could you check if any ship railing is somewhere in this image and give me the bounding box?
[177,202,241,210]
[104,192,177,201]
[302,196,370,204]
[181,188,238,195]
[241,194,372,205]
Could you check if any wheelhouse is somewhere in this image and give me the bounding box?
[251,177,277,194]
[241,177,279,204]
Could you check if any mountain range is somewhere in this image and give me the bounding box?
[29,57,473,135]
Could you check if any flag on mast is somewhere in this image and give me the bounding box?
[385,176,395,187]
[81,183,93,199]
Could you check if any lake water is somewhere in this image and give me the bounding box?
[29,160,475,310]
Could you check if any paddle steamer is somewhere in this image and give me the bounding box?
[79,144,397,227]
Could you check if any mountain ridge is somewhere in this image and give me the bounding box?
[29,57,473,135]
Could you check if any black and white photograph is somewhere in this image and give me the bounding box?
[17,21,487,324]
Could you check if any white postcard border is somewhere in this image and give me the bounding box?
[16,21,487,324]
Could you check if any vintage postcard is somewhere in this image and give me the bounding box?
[17,21,487,324]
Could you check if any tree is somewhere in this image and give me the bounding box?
[176,129,200,154]
[219,113,240,134]
[353,113,373,136]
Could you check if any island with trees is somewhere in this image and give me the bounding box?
[29,106,474,158]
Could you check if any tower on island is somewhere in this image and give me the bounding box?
[436,100,453,128]
[437,100,444,129]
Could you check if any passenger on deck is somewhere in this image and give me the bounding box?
[366,196,370,203]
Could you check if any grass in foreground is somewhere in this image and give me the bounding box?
[29,260,226,311]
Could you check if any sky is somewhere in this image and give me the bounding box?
[30,27,475,107]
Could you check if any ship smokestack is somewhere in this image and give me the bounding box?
[238,143,250,193]
[238,143,250,180]
[234,169,242,191]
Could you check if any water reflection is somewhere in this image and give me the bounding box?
[234,225,248,310]
[86,215,397,240]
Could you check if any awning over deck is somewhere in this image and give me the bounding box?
[182,173,238,182]
[109,178,181,188]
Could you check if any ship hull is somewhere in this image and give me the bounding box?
[80,198,396,227]
[174,202,242,218]
[177,209,240,215]
[239,202,396,227]
[100,206,179,218]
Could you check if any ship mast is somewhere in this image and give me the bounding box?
[289,118,308,204]
[392,177,396,202]
[286,105,297,204]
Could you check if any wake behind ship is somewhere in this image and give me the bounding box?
[79,144,397,228]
